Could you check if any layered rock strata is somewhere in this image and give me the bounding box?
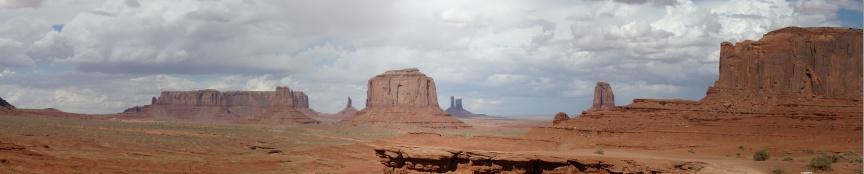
[342,68,467,128]
[122,86,319,124]
[531,27,863,151]
[552,112,569,125]
[375,145,705,173]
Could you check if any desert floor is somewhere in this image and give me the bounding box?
[0,115,860,174]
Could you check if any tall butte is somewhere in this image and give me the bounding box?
[342,68,467,128]
[122,86,319,124]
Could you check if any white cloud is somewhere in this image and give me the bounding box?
[0,0,855,115]
[0,0,41,9]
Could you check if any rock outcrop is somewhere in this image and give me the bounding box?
[0,97,14,113]
[334,97,359,118]
[552,112,569,125]
[342,68,467,128]
[532,27,863,151]
[443,96,480,118]
[375,145,705,173]
[591,82,615,110]
[122,86,319,124]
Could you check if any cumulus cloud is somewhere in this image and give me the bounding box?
[0,0,41,9]
[0,0,858,115]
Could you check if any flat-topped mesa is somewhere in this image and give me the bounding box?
[124,86,319,124]
[343,68,467,128]
[591,81,615,110]
[709,26,862,101]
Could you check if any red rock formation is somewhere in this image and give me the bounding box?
[552,112,569,125]
[342,68,467,128]
[375,145,705,173]
[334,97,359,118]
[591,81,615,110]
[122,86,319,124]
[531,27,863,151]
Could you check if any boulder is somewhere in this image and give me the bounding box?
[343,68,467,128]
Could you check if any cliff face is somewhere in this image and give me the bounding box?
[536,27,863,151]
[123,86,318,124]
[591,82,615,110]
[365,68,439,108]
[712,27,862,100]
[343,68,466,128]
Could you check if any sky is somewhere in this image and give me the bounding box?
[0,0,861,116]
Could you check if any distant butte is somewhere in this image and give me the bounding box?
[342,68,467,128]
[122,86,320,124]
[334,97,359,118]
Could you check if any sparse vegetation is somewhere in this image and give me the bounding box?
[753,149,770,161]
[688,148,695,154]
[802,148,815,154]
[738,145,745,150]
[771,168,784,174]
[736,153,741,158]
[594,149,604,155]
[810,154,834,171]
[782,156,793,161]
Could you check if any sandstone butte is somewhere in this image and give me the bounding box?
[591,81,615,110]
[341,68,467,128]
[121,86,320,124]
[531,27,863,151]
[333,97,359,118]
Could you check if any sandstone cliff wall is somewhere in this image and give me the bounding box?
[712,27,862,100]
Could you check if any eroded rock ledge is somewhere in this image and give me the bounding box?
[375,146,705,174]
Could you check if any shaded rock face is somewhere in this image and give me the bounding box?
[539,27,863,150]
[343,68,467,128]
[591,82,615,110]
[552,112,569,125]
[375,146,705,174]
[123,86,319,124]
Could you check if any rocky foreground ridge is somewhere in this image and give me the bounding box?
[534,27,863,150]
[375,145,706,173]
[122,86,319,123]
[343,68,467,128]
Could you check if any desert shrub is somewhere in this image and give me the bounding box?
[736,153,741,158]
[738,145,745,150]
[753,149,770,161]
[688,148,695,154]
[802,148,815,154]
[810,154,833,171]
[771,168,784,174]
[782,156,793,161]
[594,149,604,155]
